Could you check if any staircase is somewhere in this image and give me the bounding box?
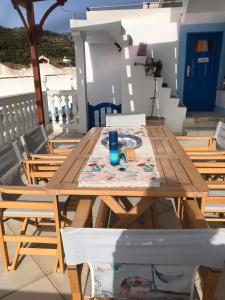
[121,34,187,133]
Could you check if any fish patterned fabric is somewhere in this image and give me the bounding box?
[90,263,196,299]
[78,127,160,188]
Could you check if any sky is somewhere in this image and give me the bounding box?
[0,0,144,33]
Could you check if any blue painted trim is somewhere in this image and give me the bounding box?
[178,23,225,103]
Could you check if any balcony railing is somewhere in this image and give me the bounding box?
[47,89,78,132]
[86,1,182,11]
[0,93,38,146]
[0,90,79,147]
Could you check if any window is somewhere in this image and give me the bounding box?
[194,40,213,52]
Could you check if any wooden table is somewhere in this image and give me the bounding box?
[47,126,208,228]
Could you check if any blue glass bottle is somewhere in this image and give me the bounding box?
[109,131,119,166]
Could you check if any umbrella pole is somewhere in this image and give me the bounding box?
[26,2,45,125]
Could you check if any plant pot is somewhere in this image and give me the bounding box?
[146,116,165,126]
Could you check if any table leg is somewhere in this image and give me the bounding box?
[100,196,157,229]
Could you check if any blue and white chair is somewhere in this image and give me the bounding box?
[88,102,122,129]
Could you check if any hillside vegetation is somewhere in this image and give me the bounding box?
[0,26,75,69]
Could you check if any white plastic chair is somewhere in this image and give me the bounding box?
[106,113,146,127]
[61,227,225,299]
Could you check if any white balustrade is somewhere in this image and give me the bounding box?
[0,93,39,147]
[47,90,78,132]
[0,89,79,147]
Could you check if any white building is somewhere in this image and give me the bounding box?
[70,0,225,133]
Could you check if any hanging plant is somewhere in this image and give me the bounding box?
[145,58,162,77]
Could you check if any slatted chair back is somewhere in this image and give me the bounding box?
[21,125,48,158]
[214,121,225,150]
[88,102,121,129]
[0,142,23,187]
[61,228,225,299]
[106,113,146,127]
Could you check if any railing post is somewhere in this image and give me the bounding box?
[55,94,63,125]
[0,114,6,145]
[63,94,70,124]
[18,102,26,135]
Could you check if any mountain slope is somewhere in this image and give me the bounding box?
[0,26,75,69]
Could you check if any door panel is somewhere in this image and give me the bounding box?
[183,32,223,111]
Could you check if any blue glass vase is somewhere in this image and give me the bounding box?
[109,131,119,166]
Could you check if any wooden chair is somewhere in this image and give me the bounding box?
[61,199,225,300]
[21,125,80,158]
[193,162,225,221]
[23,158,64,184]
[0,186,65,273]
[177,120,225,152]
[106,113,146,127]
[0,143,72,273]
[88,102,121,129]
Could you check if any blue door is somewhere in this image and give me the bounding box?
[183,32,223,111]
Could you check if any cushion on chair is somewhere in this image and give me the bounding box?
[106,113,146,127]
[2,194,69,217]
[208,189,225,197]
[215,121,225,150]
[205,203,225,211]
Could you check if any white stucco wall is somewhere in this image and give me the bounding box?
[184,0,225,24]
[71,7,186,132]
[85,42,121,105]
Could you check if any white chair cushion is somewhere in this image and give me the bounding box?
[215,121,225,150]
[3,194,69,217]
[106,113,146,127]
[208,190,225,197]
[205,203,225,211]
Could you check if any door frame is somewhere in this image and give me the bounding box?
[183,31,223,111]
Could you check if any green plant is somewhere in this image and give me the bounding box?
[145,58,162,77]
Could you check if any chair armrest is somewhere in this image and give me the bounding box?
[190,155,225,160]
[0,185,49,195]
[187,151,225,156]
[197,167,225,174]
[194,162,225,168]
[176,136,213,140]
[47,139,78,154]
[48,139,81,143]
[24,159,64,165]
[207,181,225,189]
[30,154,67,160]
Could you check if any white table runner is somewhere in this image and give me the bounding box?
[78,127,160,188]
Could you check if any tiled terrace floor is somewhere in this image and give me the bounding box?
[0,130,222,299]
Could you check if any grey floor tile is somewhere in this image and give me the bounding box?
[0,256,45,298]
[2,277,63,300]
